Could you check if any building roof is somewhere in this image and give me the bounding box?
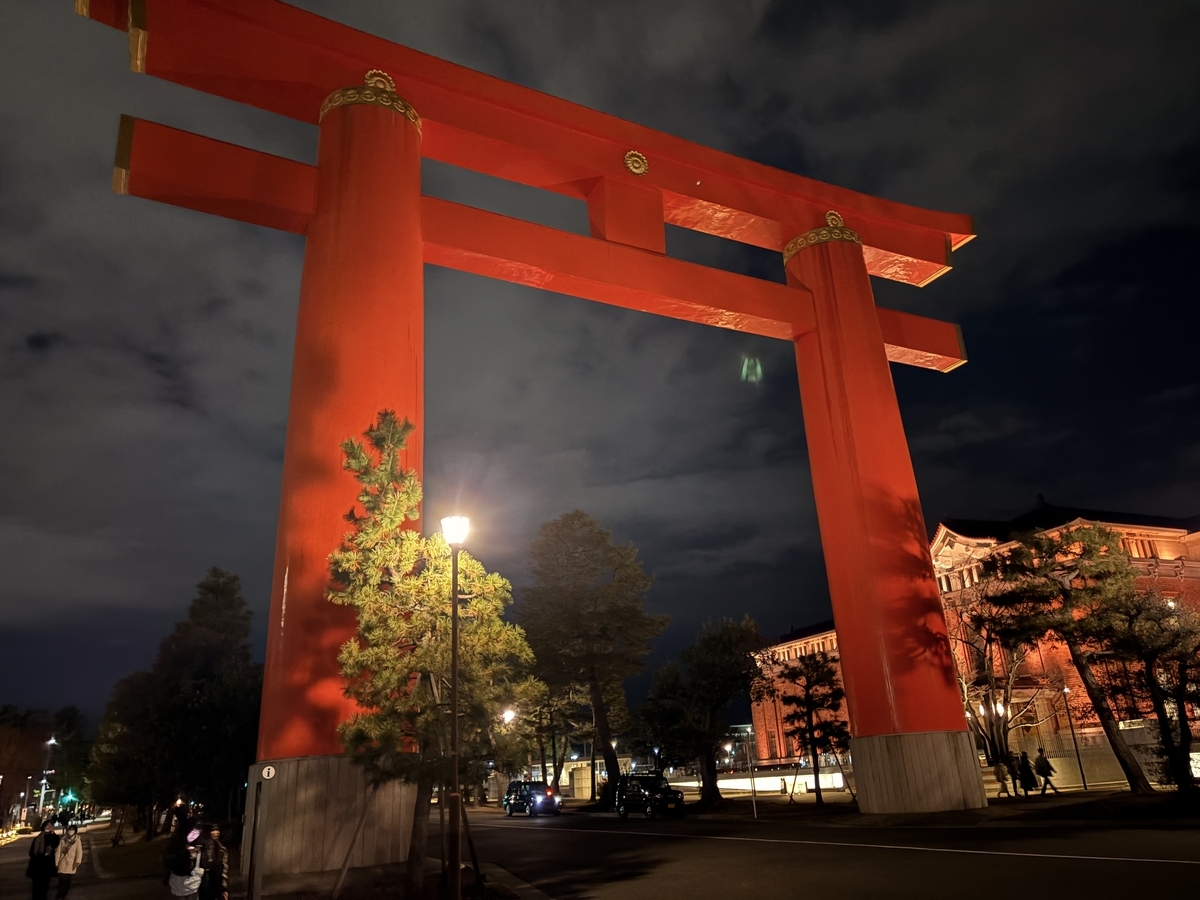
[777,619,836,643]
[942,502,1200,542]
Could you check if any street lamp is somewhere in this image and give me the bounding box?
[1062,688,1088,791]
[37,738,56,816]
[502,709,516,724]
[441,515,469,900]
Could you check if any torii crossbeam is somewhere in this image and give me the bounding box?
[78,0,986,852]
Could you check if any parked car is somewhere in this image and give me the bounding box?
[615,775,685,819]
[503,780,562,817]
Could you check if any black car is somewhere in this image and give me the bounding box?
[502,780,562,817]
[615,775,685,819]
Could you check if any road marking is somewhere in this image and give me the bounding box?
[472,821,1200,866]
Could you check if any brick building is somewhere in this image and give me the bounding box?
[751,619,841,766]
[751,503,1200,771]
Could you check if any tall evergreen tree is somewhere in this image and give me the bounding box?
[521,510,667,808]
[984,524,1153,793]
[638,618,765,805]
[1092,590,1200,794]
[776,652,849,806]
[328,411,533,898]
[89,568,262,830]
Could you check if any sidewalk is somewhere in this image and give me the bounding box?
[675,787,1200,829]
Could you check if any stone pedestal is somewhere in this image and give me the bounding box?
[852,731,986,813]
[242,755,417,878]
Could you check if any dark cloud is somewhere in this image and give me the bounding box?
[0,0,1197,716]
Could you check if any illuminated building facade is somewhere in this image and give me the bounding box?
[753,503,1200,782]
[931,503,1200,762]
[751,620,843,766]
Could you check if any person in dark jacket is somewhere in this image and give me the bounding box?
[198,823,229,900]
[1035,748,1061,794]
[1017,751,1038,796]
[26,819,60,900]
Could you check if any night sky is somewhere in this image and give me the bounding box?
[2,1,1198,718]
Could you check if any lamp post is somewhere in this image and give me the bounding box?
[1062,688,1087,791]
[37,737,56,816]
[441,515,469,900]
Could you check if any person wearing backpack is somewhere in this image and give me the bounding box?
[165,822,204,899]
[1035,748,1060,795]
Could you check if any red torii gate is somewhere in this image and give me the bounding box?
[79,0,986,833]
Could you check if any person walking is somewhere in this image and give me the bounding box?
[1035,748,1061,795]
[992,760,1011,797]
[198,823,229,900]
[165,823,204,900]
[53,825,83,898]
[1008,753,1021,796]
[1017,751,1038,797]
[26,820,60,900]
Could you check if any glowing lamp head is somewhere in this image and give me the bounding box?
[441,516,470,546]
[47,737,57,746]
[502,708,516,724]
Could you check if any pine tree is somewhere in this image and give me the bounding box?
[638,617,766,805]
[1092,590,1200,794]
[520,510,667,808]
[984,524,1154,793]
[328,411,533,897]
[89,568,261,831]
[776,652,849,806]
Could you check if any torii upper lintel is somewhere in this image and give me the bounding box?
[77,0,986,818]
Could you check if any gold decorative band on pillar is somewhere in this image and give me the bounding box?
[319,70,422,133]
[782,210,862,264]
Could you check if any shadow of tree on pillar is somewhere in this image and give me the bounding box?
[869,492,957,689]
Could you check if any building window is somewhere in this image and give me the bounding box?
[1123,538,1158,559]
[768,731,778,759]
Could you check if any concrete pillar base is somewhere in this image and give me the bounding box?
[852,731,987,813]
[242,755,417,877]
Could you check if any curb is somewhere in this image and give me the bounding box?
[481,862,555,900]
[88,835,114,879]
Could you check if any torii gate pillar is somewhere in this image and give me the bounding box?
[262,71,425,763]
[785,216,985,812]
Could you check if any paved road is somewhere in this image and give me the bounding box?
[463,805,1200,899]
[6,800,1197,899]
